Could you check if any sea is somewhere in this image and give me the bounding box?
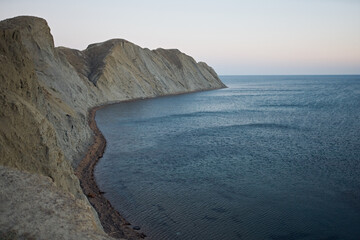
[94,75,360,240]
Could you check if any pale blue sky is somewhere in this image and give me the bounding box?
[1,0,359,75]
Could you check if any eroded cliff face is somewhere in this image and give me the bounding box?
[0,15,225,239]
[0,16,88,200]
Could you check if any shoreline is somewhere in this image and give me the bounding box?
[75,105,146,239]
[75,87,226,240]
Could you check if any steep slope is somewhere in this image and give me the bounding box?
[0,15,225,239]
[0,166,112,240]
[59,38,225,100]
[0,16,86,199]
[0,16,108,239]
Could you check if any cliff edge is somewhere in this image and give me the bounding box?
[0,16,225,239]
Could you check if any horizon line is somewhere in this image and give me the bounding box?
[218,74,360,76]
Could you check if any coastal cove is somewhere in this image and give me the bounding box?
[75,89,225,239]
[0,16,225,239]
[1,13,359,240]
[94,75,360,240]
[0,4,359,238]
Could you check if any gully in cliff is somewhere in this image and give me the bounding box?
[75,106,146,239]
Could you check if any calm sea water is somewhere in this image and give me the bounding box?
[95,75,360,240]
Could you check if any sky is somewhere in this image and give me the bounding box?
[1,0,359,75]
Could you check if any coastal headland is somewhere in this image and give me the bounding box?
[0,16,225,239]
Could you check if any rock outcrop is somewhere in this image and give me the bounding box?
[0,16,225,239]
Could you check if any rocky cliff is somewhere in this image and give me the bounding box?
[0,16,225,239]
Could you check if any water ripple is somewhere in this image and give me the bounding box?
[95,75,360,240]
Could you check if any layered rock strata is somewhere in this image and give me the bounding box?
[0,16,225,239]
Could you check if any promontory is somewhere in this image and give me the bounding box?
[0,16,225,239]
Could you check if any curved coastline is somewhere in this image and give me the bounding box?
[1,15,227,239]
[75,88,226,239]
[75,105,146,240]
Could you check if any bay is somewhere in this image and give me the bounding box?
[95,75,360,240]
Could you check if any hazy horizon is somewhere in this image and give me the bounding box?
[1,0,359,75]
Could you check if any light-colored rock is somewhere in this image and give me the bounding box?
[0,15,226,239]
[0,166,116,240]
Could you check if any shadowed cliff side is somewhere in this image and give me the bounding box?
[0,15,225,239]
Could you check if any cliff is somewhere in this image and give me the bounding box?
[0,16,225,239]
